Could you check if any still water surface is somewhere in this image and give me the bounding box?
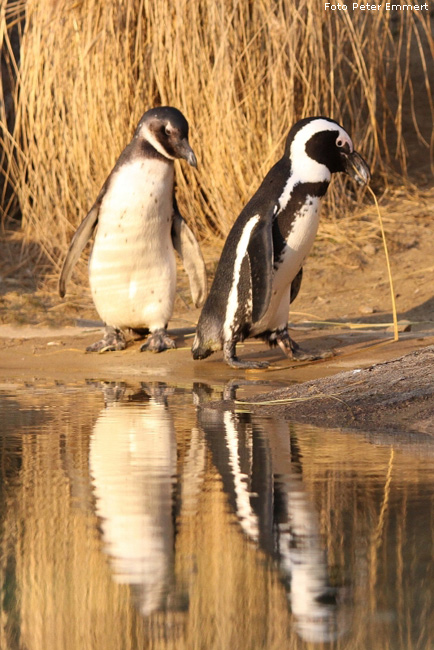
[0,381,433,650]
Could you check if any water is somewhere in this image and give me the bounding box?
[0,381,433,650]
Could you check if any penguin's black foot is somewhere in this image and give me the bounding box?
[273,328,333,361]
[140,329,176,353]
[86,327,127,353]
[223,341,269,369]
[227,357,270,370]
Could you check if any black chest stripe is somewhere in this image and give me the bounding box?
[272,180,329,263]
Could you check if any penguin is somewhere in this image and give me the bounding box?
[59,106,207,352]
[192,116,370,369]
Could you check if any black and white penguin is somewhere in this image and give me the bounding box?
[192,116,370,369]
[59,106,207,352]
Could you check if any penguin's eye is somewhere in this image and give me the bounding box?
[336,137,352,154]
[165,124,174,136]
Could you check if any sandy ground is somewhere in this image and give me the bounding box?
[0,192,433,429]
[1,317,433,386]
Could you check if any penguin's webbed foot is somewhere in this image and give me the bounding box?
[223,341,269,370]
[86,327,127,353]
[140,328,176,353]
[273,327,333,361]
[227,357,270,370]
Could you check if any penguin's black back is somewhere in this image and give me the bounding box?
[205,157,290,306]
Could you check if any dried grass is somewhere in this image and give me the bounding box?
[0,0,433,281]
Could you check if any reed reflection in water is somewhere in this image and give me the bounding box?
[0,382,433,650]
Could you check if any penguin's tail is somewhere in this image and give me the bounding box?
[191,333,214,360]
[192,343,211,360]
[191,320,223,360]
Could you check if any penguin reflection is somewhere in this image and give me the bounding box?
[197,399,340,643]
[90,384,177,616]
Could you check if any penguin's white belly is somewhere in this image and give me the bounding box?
[89,159,176,330]
[252,196,322,334]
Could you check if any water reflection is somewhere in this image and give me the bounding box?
[90,381,340,642]
[1,382,434,650]
[197,394,340,643]
[90,384,178,616]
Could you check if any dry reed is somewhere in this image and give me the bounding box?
[0,0,433,282]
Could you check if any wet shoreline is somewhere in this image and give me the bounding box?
[1,323,434,437]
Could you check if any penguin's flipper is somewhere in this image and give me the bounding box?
[171,204,208,308]
[247,203,276,323]
[58,202,100,298]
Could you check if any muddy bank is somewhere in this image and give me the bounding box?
[0,319,433,388]
[232,345,434,436]
[1,320,434,437]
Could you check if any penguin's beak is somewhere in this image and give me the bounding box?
[342,150,371,186]
[177,139,197,168]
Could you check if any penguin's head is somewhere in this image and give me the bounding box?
[135,106,197,167]
[285,117,370,185]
